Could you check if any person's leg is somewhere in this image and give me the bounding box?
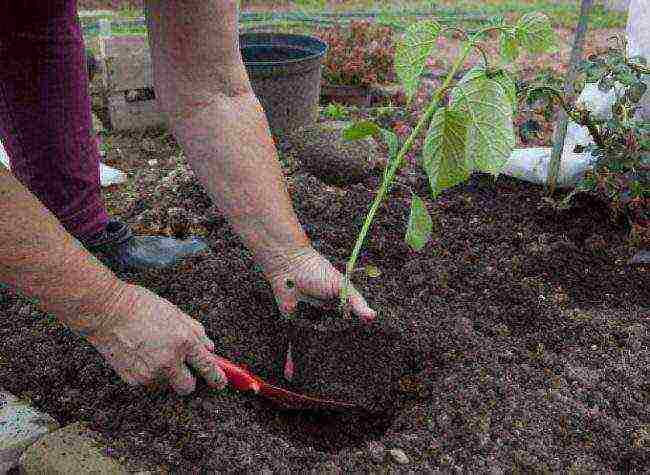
[0,2,210,272]
[0,1,108,240]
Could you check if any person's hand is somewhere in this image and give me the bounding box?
[263,246,377,322]
[85,283,227,395]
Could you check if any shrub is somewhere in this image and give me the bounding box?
[313,20,397,87]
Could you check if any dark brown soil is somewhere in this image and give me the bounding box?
[1,111,649,472]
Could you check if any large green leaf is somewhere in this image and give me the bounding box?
[450,70,516,176]
[499,29,520,63]
[405,194,432,252]
[516,12,557,54]
[379,128,399,159]
[456,66,517,114]
[422,107,470,198]
[395,19,441,105]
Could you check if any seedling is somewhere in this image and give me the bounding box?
[324,102,349,120]
[337,13,558,313]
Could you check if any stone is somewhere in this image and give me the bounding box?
[100,36,153,94]
[19,422,128,474]
[285,120,384,187]
[389,448,409,465]
[0,392,60,474]
[367,441,385,463]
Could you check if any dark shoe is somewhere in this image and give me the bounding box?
[80,220,210,272]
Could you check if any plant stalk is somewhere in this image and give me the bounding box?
[339,38,475,313]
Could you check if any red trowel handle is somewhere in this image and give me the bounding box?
[213,356,262,394]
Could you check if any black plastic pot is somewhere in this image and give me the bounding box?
[240,32,328,138]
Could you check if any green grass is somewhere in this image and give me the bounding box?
[81,0,626,40]
[427,0,625,29]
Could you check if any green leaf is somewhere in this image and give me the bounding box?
[456,67,516,113]
[500,29,520,63]
[395,19,441,105]
[450,68,516,176]
[379,128,399,159]
[342,120,381,141]
[516,12,557,54]
[491,69,518,114]
[363,264,382,278]
[422,107,470,199]
[405,194,432,252]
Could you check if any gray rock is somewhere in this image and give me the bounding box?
[285,120,384,187]
[0,391,60,473]
[367,441,385,463]
[389,448,409,465]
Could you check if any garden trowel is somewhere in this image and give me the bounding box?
[212,355,369,414]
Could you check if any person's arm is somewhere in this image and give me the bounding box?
[143,1,376,320]
[143,0,310,275]
[0,166,126,336]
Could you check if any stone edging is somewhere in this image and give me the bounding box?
[0,391,151,474]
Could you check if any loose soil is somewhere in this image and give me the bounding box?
[1,109,648,472]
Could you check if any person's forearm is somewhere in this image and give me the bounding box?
[169,92,311,274]
[0,167,126,335]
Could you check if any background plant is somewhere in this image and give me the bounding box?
[313,19,397,87]
[337,13,558,312]
[527,36,649,240]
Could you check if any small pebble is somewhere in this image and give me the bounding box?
[389,448,409,465]
[367,441,385,463]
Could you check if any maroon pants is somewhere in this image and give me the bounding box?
[0,1,108,240]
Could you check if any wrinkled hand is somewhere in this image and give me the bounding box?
[263,246,376,322]
[86,283,227,395]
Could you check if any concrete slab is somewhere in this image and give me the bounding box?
[19,422,128,474]
[0,392,60,474]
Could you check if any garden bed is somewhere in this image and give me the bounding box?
[0,115,648,471]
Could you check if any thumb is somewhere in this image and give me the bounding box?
[272,277,299,318]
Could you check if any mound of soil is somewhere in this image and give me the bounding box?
[1,125,648,472]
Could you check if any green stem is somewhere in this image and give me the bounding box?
[338,38,475,314]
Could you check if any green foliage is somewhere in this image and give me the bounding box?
[394,20,441,104]
[500,29,520,63]
[551,39,650,233]
[515,12,557,55]
[313,20,396,87]
[405,194,433,251]
[342,119,381,140]
[450,67,516,176]
[337,12,557,312]
[324,102,349,120]
[423,107,470,198]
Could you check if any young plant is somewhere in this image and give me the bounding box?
[324,102,349,120]
[337,13,558,313]
[527,35,649,234]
